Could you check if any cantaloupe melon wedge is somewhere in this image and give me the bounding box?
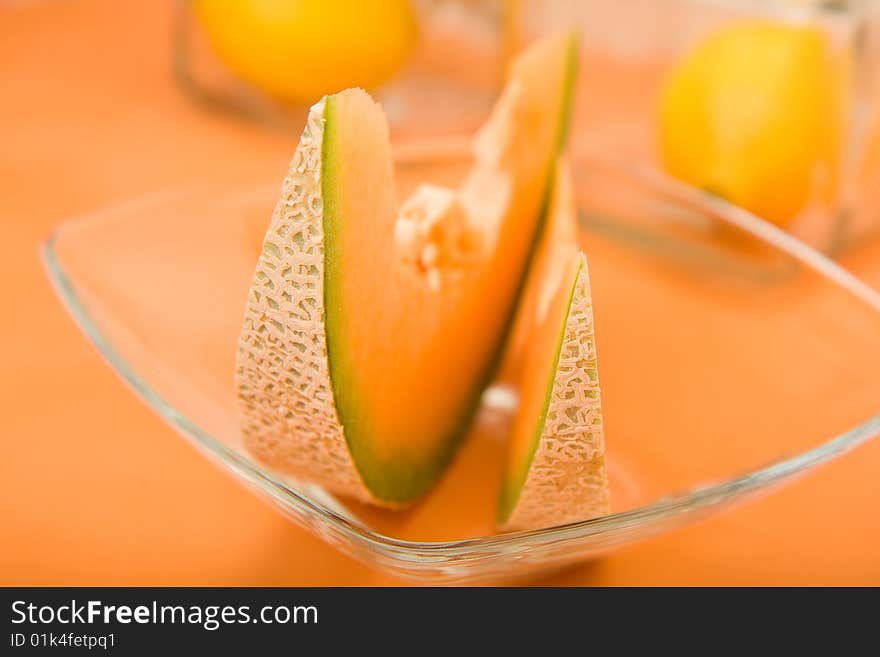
[236,33,577,507]
[498,162,610,531]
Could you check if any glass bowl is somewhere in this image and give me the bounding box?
[42,147,880,584]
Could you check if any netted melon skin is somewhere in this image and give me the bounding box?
[235,101,377,505]
[503,257,610,531]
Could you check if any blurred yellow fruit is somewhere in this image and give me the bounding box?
[194,0,417,104]
[658,20,847,227]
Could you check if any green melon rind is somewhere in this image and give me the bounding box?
[497,262,577,524]
[498,254,611,530]
[322,35,579,506]
[497,257,579,524]
[235,99,377,505]
[321,93,435,504]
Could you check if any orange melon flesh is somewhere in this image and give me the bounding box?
[498,163,610,530]
[237,33,577,507]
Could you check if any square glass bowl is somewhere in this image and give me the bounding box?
[43,147,880,583]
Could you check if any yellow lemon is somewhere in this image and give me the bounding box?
[194,0,417,105]
[658,20,847,227]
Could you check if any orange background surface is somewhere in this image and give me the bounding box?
[2,0,880,585]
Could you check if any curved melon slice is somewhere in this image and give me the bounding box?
[236,33,577,507]
[498,161,610,531]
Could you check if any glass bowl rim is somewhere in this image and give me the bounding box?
[41,154,880,563]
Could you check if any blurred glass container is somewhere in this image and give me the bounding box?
[173,0,880,254]
[173,0,507,140]
[518,0,880,254]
